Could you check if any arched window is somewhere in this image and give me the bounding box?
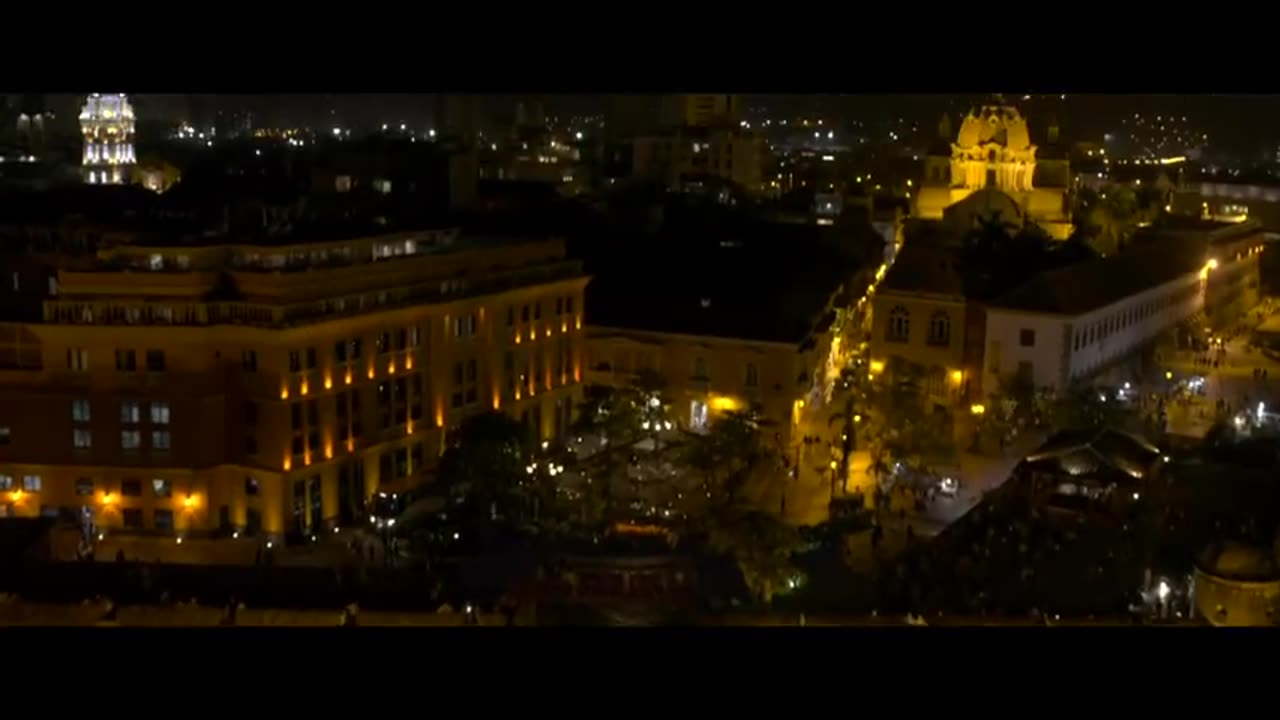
[886,306,910,343]
[927,311,951,347]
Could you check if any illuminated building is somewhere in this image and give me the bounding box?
[1131,218,1264,329]
[916,104,1073,239]
[0,228,587,545]
[1016,429,1163,514]
[79,94,136,185]
[1193,541,1280,627]
[585,236,851,447]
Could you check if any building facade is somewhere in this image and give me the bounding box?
[80,94,136,186]
[585,326,819,449]
[0,229,588,543]
[916,104,1072,239]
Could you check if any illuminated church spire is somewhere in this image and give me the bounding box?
[80,93,136,185]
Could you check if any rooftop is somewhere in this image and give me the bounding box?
[990,239,1205,316]
[1023,428,1162,482]
[588,229,859,345]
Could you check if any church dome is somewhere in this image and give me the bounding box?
[956,106,1032,151]
[943,187,1023,229]
[1198,541,1280,583]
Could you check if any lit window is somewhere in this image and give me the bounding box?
[66,348,90,372]
[152,478,172,497]
[927,311,951,347]
[152,430,171,450]
[121,430,141,450]
[22,475,41,492]
[72,399,91,423]
[0,475,11,490]
[73,429,93,449]
[150,401,170,425]
[76,478,94,496]
[120,401,140,424]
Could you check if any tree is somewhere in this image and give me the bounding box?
[705,507,802,605]
[683,409,777,512]
[438,412,534,533]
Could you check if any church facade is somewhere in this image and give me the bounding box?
[915,104,1073,240]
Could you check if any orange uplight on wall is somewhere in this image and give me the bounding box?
[324,442,334,460]
[344,370,353,385]
[280,387,289,400]
[573,364,581,383]
[367,366,375,379]
[324,375,333,390]
[515,334,522,345]
[389,361,397,374]
[515,387,522,400]
[492,391,500,410]
[545,328,552,338]
[561,321,568,333]
[283,456,292,471]
[435,405,444,428]
[101,492,116,505]
[304,451,312,466]
[345,438,355,453]
[406,420,415,435]
[575,316,582,330]
[11,489,24,503]
[182,495,197,509]
[528,329,535,341]
[405,355,414,370]
[300,380,309,396]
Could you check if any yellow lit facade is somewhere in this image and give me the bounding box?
[80,93,136,185]
[586,326,816,448]
[0,230,588,543]
[916,104,1072,240]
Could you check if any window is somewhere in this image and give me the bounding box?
[887,306,910,343]
[121,479,143,497]
[114,349,137,371]
[22,475,41,492]
[0,427,8,445]
[349,339,362,360]
[242,350,258,371]
[693,357,708,380]
[453,314,477,339]
[291,403,303,430]
[533,302,542,320]
[521,305,530,323]
[76,478,94,496]
[334,340,348,363]
[151,430,171,450]
[507,307,515,327]
[291,436,304,456]
[745,363,759,388]
[121,430,141,450]
[289,351,302,373]
[145,350,166,372]
[377,332,391,354]
[122,508,143,529]
[304,347,317,370]
[245,476,260,496]
[0,474,10,490]
[244,401,258,425]
[394,329,407,351]
[555,297,564,315]
[566,297,575,315]
[153,509,174,533]
[67,348,90,371]
[408,325,421,348]
[150,401,170,425]
[72,399,91,422]
[245,435,258,455]
[927,311,951,347]
[151,478,172,498]
[120,400,140,424]
[307,400,319,426]
[73,429,92,449]
[1019,329,1036,347]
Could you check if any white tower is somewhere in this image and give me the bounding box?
[80,93,136,185]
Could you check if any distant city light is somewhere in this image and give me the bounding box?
[332,127,341,136]
[575,131,583,140]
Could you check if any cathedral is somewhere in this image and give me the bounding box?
[914,104,1073,240]
[80,93,136,185]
